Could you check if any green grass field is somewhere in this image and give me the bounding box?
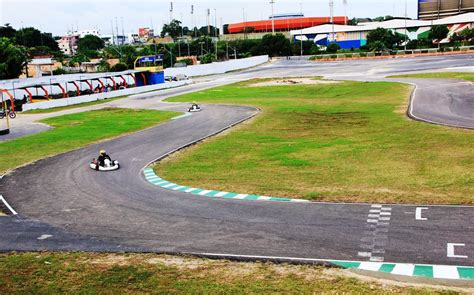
[0,253,458,294]
[0,108,179,174]
[389,72,474,81]
[155,79,474,204]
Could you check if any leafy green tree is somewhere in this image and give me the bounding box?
[260,33,292,57]
[458,28,473,43]
[429,25,449,48]
[77,34,105,54]
[326,43,340,53]
[199,53,216,64]
[368,41,385,51]
[15,27,59,52]
[367,27,402,50]
[68,54,90,67]
[161,20,184,39]
[110,62,128,72]
[97,59,110,72]
[0,23,16,39]
[0,37,28,79]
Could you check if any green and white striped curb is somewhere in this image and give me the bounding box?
[143,168,309,203]
[330,260,474,280]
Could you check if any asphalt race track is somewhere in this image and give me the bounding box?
[1,55,473,275]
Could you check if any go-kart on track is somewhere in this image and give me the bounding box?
[1,54,474,283]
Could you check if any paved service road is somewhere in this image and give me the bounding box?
[0,55,473,271]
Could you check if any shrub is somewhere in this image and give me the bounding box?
[110,63,128,72]
[326,43,340,53]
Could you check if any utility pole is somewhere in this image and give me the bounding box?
[115,17,119,45]
[214,9,218,60]
[191,5,196,38]
[270,0,275,34]
[404,0,408,51]
[121,17,125,45]
[300,2,303,57]
[242,8,246,39]
[343,0,348,25]
[170,2,173,22]
[329,0,335,43]
[207,9,211,35]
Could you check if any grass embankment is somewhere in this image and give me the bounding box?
[0,108,179,174]
[0,253,460,294]
[23,96,126,114]
[156,79,473,204]
[389,72,474,82]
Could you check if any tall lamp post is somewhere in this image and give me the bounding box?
[329,0,335,43]
[300,2,303,57]
[270,0,275,34]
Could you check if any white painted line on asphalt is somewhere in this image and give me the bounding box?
[391,264,415,276]
[37,234,53,240]
[290,199,310,203]
[416,207,428,221]
[433,265,460,279]
[0,195,17,215]
[369,209,381,214]
[368,214,380,218]
[371,205,383,208]
[379,217,391,221]
[367,219,378,223]
[447,243,468,259]
[359,262,382,271]
[380,212,391,216]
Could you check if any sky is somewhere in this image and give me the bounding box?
[0,0,419,36]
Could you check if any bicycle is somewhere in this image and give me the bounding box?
[0,108,16,119]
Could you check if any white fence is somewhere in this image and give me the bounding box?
[164,55,269,77]
[22,81,189,111]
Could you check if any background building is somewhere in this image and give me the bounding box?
[292,13,474,49]
[223,14,347,40]
[418,0,474,20]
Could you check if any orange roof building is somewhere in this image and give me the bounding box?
[226,16,348,34]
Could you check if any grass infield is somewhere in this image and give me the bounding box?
[0,108,179,174]
[389,72,474,82]
[156,79,473,204]
[0,253,459,293]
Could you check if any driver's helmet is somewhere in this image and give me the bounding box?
[100,149,106,155]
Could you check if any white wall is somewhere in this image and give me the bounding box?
[22,81,188,111]
[165,55,269,77]
[21,55,269,111]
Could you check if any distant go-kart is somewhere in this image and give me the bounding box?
[90,158,120,172]
[188,103,201,113]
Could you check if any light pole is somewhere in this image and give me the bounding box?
[329,0,335,43]
[270,0,275,34]
[300,2,303,57]
[404,0,408,51]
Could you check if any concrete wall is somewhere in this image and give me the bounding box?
[21,55,269,111]
[22,81,189,111]
[164,55,269,77]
